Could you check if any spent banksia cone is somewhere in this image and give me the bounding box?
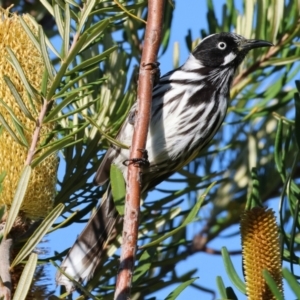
[0,11,57,220]
[240,207,283,300]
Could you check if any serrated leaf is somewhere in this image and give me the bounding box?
[55,66,101,97]
[78,0,96,33]
[244,0,254,39]
[39,26,55,81]
[270,0,284,44]
[110,164,126,215]
[45,97,97,123]
[63,2,71,58]
[262,55,300,67]
[141,182,215,248]
[6,48,37,101]
[11,118,29,148]
[66,45,118,75]
[53,3,64,38]
[3,76,35,121]
[245,168,262,209]
[165,277,198,300]
[39,0,54,16]
[11,203,64,268]
[80,19,110,52]
[0,100,29,147]
[12,253,38,300]
[221,247,246,294]
[3,166,32,238]
[31,136,83,168]
[19,16,41,53]
[46,34,88,99]
[84,115,129,149]
[133,249,152,283]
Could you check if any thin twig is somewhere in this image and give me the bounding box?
[25,99,49,165]
[113,0,147,24]
[114,1,165,299]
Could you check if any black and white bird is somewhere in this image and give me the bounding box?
[56,32,272,291]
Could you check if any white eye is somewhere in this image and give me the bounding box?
[217,42,227,50]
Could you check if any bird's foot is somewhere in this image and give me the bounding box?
[123,148,150,167]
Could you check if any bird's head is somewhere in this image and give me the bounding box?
[192,32,273,68]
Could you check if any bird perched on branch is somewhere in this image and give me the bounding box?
[56,32,272,292]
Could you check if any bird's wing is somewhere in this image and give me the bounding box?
[94,102,137,185]
[94,148,114,186]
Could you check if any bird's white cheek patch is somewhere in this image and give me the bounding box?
[221,52,237,65]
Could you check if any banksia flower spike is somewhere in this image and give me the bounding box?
[0,10,57,220]
[240,207,283,300]
[0,9,57,299]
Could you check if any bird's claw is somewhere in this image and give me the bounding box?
[123,149,150,167]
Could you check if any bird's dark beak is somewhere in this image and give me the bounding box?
[239,39,273,50]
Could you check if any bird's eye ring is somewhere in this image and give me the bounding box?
[217,42,227,50]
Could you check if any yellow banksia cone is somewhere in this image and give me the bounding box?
[240,207,283,300]
[0,10,57,219]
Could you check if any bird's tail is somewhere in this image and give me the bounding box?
[56,186,120,292]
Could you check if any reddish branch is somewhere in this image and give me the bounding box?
[114,1,165,299]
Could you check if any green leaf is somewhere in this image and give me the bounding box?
[221,247,246,294]
[11,203,64,268]
[12,253,38,300]
[0,206,6,225]
[6,47,37,101]
[39,26,55,81]
[31,136,83,168]
[245,168,262,209]
[133,249,152,283]
[66,45,118,75]
[262,55,300,67]
[110,164,126,215]
[63,2,71,59]
[78,0,96,33]
[45,97,97,123]
[54,66,100,97]
[263,269,284,300]
[53,2,64,38]
[3,166,32,238]
[52,84,95,100]
[270,0,284,44]
[84,115,129,149]
[274,119,284,178]
[141,182,215,248]
[11,117,29,148]
[0,100,29,147]
[165,277,198,300]
[283,268,300,298]
[39,0,54,16]
[216,276,227,299]
[80,19,111,52]
[294,90,300,150]
[3,76,35,121]
[255,0,266,40]
[46,34,88,100]
[19,16,41,53]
